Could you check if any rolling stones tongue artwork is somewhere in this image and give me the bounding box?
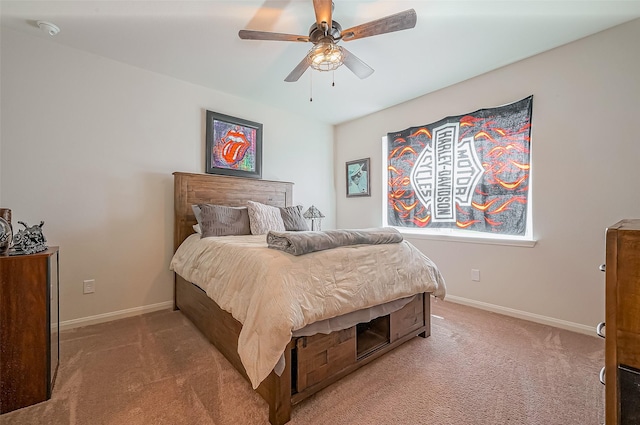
[206,111,262,178]
[386,96,533,236]
[221,128,251,165]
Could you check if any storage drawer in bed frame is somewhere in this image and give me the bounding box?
[175,273,431,423]
[293,293,427,394]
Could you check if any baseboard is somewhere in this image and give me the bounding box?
[59,296,596,336]
[443,295,597,336]
[59,301,174,331]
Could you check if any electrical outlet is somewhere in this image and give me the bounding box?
[83,279,95,294]
[471,269,481,282]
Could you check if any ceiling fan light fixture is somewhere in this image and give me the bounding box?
[240,4,417,82]
[307,42,344,72]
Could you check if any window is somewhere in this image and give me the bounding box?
[383,96,534,244]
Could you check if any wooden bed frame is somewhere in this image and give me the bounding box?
[173,171,431,425]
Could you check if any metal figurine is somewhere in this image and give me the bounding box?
[0,217,12,255]
[11,221,47,255]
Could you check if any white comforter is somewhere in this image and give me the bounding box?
[170,233,446,389]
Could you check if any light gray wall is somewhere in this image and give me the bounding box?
[0,28,335,324]
[334,19,640,330]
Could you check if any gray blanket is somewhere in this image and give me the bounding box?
[266,227,403,256]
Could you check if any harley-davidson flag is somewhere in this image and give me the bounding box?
[386,96,533,236]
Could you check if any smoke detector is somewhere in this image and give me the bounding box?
[37,21,60,36]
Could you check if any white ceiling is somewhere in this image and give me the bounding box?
[2,1,639,124]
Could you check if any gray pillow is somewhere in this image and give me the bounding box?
[198,204,251,238]
[247,201,286,235]
[279,205,309,231]
[192,204,203,225]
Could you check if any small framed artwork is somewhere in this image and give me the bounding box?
[346,157,371,197]
[205,110,262,179]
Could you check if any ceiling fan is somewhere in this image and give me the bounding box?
[238,0,417,82]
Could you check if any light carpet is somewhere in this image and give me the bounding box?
[2,299,605,424]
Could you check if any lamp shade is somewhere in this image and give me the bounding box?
[303,205,325,219]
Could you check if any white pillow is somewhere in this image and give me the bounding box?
[247,201,286,235]
[193,224,201,234]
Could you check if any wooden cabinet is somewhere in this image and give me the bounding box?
[0,247,60,414]
[605,221,640,424]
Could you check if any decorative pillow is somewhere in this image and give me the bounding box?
[279,205,309,231]
[193,224,201,234]
[247,201,286,235]
[192,204,203,225]
[198,204,251,238]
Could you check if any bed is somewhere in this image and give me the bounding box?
[170,171,445,424]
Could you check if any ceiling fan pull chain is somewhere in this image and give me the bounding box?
[332,71,335,87]
[310,71,313,102]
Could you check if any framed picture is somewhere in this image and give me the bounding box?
[346,157,371,197]
[205,110,262,179]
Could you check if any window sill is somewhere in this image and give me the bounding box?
[398,231,537,248]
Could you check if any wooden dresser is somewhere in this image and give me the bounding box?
[0,247,59,414]
[605,220,640,424]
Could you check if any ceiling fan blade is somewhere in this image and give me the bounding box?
[284,57,310,82]
[313,0,333,31]
[341,47,374,79]
[341,9,417,41]
[239,29,309,42]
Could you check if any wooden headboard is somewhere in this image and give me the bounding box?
[173,172,294,251]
